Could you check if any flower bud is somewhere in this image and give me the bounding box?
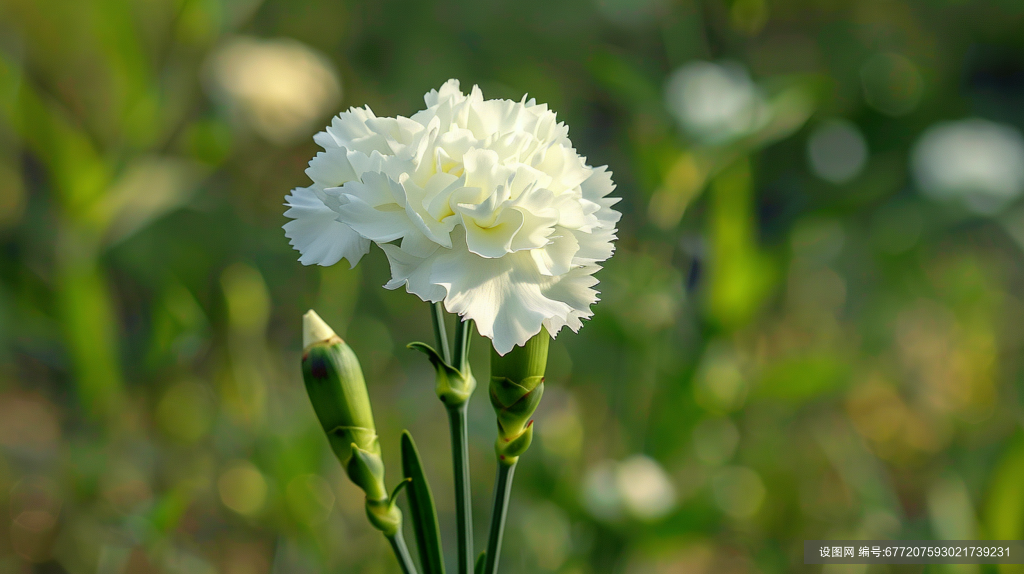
[489,328,549,465]
[408,341,476,406]
[301,310,400,532]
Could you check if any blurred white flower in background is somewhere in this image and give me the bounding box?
[583,455,677,522]
[806,119,869,184]
[204,36,341,145]
[617,455,678,520]
[664,61,769,145]
[911,118,1024,214]
[283,80,620,354]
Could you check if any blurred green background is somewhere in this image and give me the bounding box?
[3,0,1024,572]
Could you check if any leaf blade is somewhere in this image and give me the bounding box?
[401,430,446,574]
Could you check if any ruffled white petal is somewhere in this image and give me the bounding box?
[283,187,369,267]
[306,147,357,188]
[430,235,572,355]
[540,265,601,333]
[380,242,446,301]
[531,231,579,276]
[378,229,603,354]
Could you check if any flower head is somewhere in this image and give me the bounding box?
[285,80,620,354]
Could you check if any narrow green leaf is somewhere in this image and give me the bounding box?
[401,431,445,574]
[390,478,412,506]
[474,552,486,574]
[407,341,456,374]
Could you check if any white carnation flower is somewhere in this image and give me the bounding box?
[284,80,620,354]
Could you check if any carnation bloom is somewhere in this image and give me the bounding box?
[284,80,620,354]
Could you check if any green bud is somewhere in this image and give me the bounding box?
[301,310,397,533]
[408,341,476,406]
[302,311,377,464]
[489,328,549,464]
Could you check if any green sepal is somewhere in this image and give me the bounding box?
[365,497,402,537]
[401,431,446,574]
[325,425,378,468]
[347,443,388,502]
[408,341,476,405]
[495,420,534,464]
[490,375,543,405]
[474,552,486,574]
[490,376,544,439]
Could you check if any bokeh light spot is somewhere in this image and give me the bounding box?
[218,461,267,517]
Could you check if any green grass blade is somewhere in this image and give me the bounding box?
[401,431,446,574]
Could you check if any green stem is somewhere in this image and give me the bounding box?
[387,531,419,574]
[452,319,474,574]
[453,318,473,373]
[483,461,517,574]
[434,309,475,574]
[448,402,473,574]
[431,302,452,364]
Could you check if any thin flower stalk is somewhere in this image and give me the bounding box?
[483,329,549,574]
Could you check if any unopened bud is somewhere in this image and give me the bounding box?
[301,310,398,532]
[489,328,549,465]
